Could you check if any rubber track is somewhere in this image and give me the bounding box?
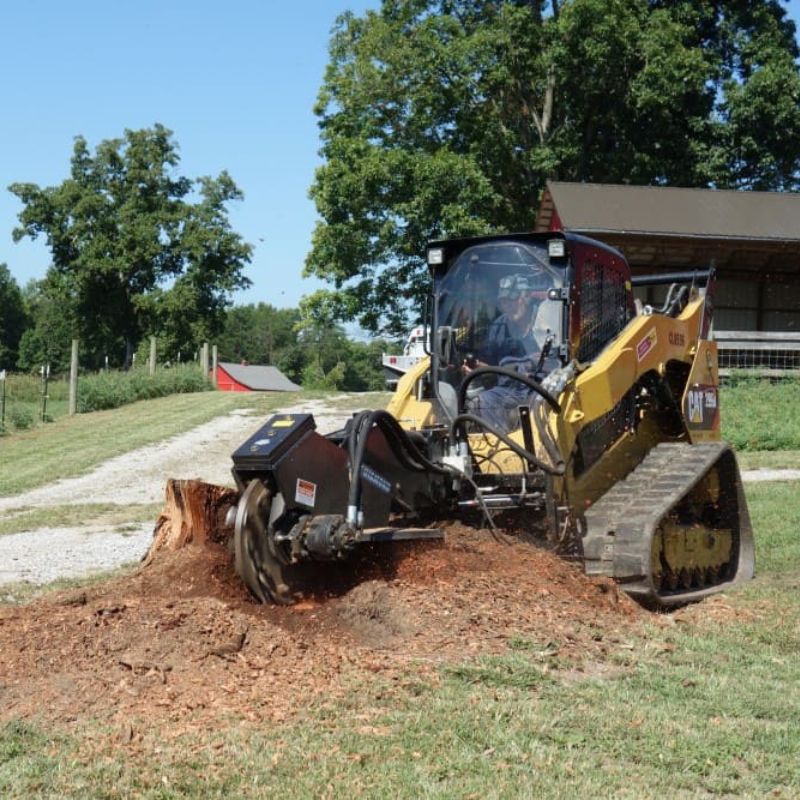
[582,441,754,606]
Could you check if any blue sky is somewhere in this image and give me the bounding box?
[1,0,798,311]
[0,0,378,309]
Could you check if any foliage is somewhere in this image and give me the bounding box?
[301,359,347,390]
[216,302,391,390]
[0,265,30,371]
[306,0,800,333]
[216,303,301,366]
[9,125,252,368]
[6,406,34,431]
[15,278,75,373]
[76,364,209,413]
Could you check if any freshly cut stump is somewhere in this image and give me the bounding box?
[144,478,238,565]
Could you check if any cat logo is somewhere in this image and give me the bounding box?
[687,389,704,424]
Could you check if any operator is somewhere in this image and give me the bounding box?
[462,272,554,433]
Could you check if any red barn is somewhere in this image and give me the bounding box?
[215,362,301,393]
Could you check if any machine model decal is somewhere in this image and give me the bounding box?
[636,328,657,361]
[684,384,719,430]
[295,478,317,507]
[360,465,393,495]
[668,331,685,347]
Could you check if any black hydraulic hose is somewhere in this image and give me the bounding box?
[347,409,432,475]
[346,409,452,524]
[347,410,381,520]
[532,396,565,471]
[347,410,371,465]
[378,419,439,474]
[457,366,561,416]
[373,410,452,476]
[450,413,565,476]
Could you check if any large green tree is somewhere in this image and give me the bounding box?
[305,0,800,334]
[216,301,390,389]
[15,276,75,373]
[216,303,302,366]
[0,265,30,370]
[9,125,252,367]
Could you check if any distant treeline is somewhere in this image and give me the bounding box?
[214,303,394,391]
[0,125,398,391]
[0,268,395,391]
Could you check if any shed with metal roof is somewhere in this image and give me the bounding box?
[216,362,301,393]
[535,181,800,333]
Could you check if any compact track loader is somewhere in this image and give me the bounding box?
[230,232,754,607]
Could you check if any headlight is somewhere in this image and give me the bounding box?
[427,247,444,266]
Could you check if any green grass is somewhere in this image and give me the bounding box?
[744,481,800,574]
[736,449,800,470]
[0,366,210,432]
[721,376,800,450]
[0,503,162,536]
[0,390,299,497]
[2,481,799,798]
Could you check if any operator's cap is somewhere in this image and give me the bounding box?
[498,271,550,300]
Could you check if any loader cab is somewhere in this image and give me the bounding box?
[426,232,634,428]
[427,234,567,425]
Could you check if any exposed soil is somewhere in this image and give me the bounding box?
[0,393,650,742]
[0,510,643,737]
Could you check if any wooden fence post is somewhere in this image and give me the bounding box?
[0,370,6,432]
[201,342,209,382]
[149,336,157,376]
[211,344,218,388]
[69,340,79,416]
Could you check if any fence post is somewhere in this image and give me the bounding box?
[201,342,210,383]
[149,336,157,376]
[0,370,6,432]
[69,339,79,415]
[211,344,218,388]
[40,364,50,422]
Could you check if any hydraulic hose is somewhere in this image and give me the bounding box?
[449,413,565,476]
[457,366,561,416]
[345,409,451,525]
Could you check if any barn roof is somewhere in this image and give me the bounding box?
[535,182,800,275]
[219,363,301,392]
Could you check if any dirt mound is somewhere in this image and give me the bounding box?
[0,484,643,736]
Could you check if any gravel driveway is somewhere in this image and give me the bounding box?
[0,399,356,590]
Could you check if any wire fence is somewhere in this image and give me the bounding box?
[0,338,215,434]
[714,331,800,377]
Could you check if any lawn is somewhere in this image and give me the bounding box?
[0,379,797,797]
[1,478,798,799]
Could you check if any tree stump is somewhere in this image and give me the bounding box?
[143,479,239,566]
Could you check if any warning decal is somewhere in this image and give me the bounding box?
[295,478,317,508]
[636,328,657,362]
